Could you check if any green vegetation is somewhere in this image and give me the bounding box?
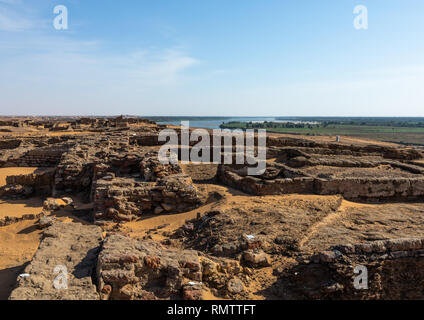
[220,118,424,146]
[144,116,233,122]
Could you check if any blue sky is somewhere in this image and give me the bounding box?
[0,0,423,116]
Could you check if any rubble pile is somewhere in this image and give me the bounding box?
[2,116,424,301]
[9,222,102,300]
[218,140,424,201]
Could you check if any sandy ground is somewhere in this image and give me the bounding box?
[0,167,44,299]
[0,167,45,219]
[0,123,421,300]
[0,208,90,300]
[120,184,233,241]
[118,183,345,299]
[303,200,424,252]
[0,165,88,300]
[0,220,42,300]
[0,198,44,219]
[119,179,424,299]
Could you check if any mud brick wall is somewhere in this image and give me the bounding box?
[93,178,152,220]
[0,212,44,227]
[218,168,314,195]
[0,139,22,150]
[218,164,424,200]
[97,234,202,300]
[286,238,424,300]
[0,121,22,127]
[274,146,368,157]
[6,169,55,186]
[0,184,29,198]
[267,138,423,160]
[54,144,100,194]
[390,162,424,174]
[54,161,93,194]
[130,133,161,146]
[129,132,200,147]
[256,177,314,195]
[13,147,69,167]
[314,177,424,201]
[5,169,55,196]
[54,149,184,196]
[139,156,182,181]
[294,157,381,168]
[93,174,202,221]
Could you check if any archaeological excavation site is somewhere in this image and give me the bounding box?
[1,116,424,300]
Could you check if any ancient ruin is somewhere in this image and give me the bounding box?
[1,116,424,300]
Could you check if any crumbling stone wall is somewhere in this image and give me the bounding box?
[139,155,182,181]
[315,177,424,201]
[219,164,424,200]
[129,133,162,146]
[288,156,382,169]
[284,238,424,299]
[0,120,23,127]
[0,139,22,150]
[54,150,93,195]
[9,222,102,300]
[6,169,54,187]
[218,168,314,195]
[0,212,44,227]
[267,138,423,160]
[12,146,70,167]
[93,174,201,222]
[97,234,202,300]
[3,169,55,197]
[218,136,424,202]
[0,184,32,199]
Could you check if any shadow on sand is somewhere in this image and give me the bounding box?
[0,262,29,300]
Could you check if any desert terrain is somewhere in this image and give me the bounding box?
[1,116,424,300]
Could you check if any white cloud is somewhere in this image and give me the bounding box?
[0,0,22,4]
[0,0,41,32]
[0,28,200,115]
[0,6,33,31]
[0,1,201,115]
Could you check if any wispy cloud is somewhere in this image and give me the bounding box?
[0,2,201,115]
[0,5,33,31]
[0,0,48,32]
[0,37,199,86]
[0,0,23,4]
[0,0,199,82]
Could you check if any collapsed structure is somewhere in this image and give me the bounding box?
[1,116,424,300]
[219,137,424,201]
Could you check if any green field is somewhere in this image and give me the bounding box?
[220,121,424,146]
